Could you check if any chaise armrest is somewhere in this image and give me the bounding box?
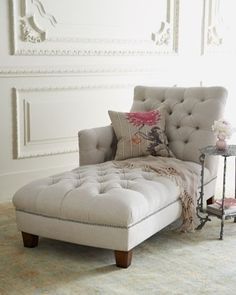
[78,125,117,166]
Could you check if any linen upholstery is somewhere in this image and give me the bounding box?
[132,86,227,175]
[79,125,117,165]
[13,161,183,228]
[15,201,182,251]
[108,108,172,160]
[79,86,227,177]
[13,160,212,251]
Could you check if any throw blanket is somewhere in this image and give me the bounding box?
[113,156,199,232]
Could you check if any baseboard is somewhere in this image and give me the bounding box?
[0,165,76,203]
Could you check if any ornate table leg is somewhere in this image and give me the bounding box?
[196,153,210,230]
[234,156,236,223]
[199,153,205,211]
[219,156,227,240]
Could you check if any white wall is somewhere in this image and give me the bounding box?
[0,0,235,202]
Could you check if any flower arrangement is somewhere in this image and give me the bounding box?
[212,119,233,150]
[212,119,233,140]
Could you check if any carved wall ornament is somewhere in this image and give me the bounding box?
[207,25,223,46]
[201,0,234,54]
[12,0,179,56]
[21,19,44,43]
[151,21,171,46]
[31,0,57,27]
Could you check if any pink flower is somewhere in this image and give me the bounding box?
[126,110,161,127]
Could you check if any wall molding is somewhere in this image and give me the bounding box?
[21,19,44,43]
[11,0,179,56]
[16,84,135,92]
[201,0,233,55]
[152,21,171,46]
[13,84,134,159]
[0,65,163,77]
[202,0,221,55]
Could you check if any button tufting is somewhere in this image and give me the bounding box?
[188,112,192,116]
[196,126,200,130]
[142,98,146,102]
[161,99,165,103]
[180,99,184,103]
[169,111,172,115]
[176,125,180,129]
[184,140,188,144]
[201,98,205,102]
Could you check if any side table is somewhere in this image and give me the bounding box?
[197,144,236,240]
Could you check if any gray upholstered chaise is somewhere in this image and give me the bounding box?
[13,86,227,268]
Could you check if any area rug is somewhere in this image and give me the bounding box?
[1,202,236,295]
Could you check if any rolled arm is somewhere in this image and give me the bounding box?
[78,125,117,166]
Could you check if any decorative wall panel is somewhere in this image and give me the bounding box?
[14,85,133,158]
[202,0,236,55]
[0,65,162,77]
[12,0,179,56]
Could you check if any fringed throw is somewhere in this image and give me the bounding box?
[113,156,198,232]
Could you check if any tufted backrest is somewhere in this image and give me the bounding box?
[131,86,227,176]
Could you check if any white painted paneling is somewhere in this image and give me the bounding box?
[14,85,134,158]
[12,0,179,56]
[202,0,236,55]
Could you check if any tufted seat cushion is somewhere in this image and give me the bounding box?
[13,159,211,229]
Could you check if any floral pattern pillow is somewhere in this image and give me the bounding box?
[108,108,173,161]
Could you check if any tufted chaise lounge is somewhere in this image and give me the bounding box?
[13,86,227,268]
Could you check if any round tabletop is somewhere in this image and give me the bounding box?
[200,145,236,157]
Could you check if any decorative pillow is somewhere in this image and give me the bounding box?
[108,108,173,161]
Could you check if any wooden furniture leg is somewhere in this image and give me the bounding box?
[21,232,39,248]
[114,250,132,268]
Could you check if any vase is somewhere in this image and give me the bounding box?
[216,138,227,150]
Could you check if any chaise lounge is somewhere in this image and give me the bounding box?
[13,86,227,268]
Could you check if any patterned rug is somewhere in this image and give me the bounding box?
[1,202,236,295]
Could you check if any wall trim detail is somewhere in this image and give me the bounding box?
[16,84,135,92]
[201,0,229,55]
[13,84,134,159]
[0,65,163,77]
[21,19,44,43]
[11,0,179,56]
[152,21,171,46]
[202,0,221,54]
[13,49,173,56]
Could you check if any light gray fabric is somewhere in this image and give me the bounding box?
[15,200,182,251]
[79,86,227,178]
[13,161,181,228]
[13,159,214,251]
[13,159,213,252]
[79,125,117,165]
[13,160,212,228]
[131,86,227,176]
